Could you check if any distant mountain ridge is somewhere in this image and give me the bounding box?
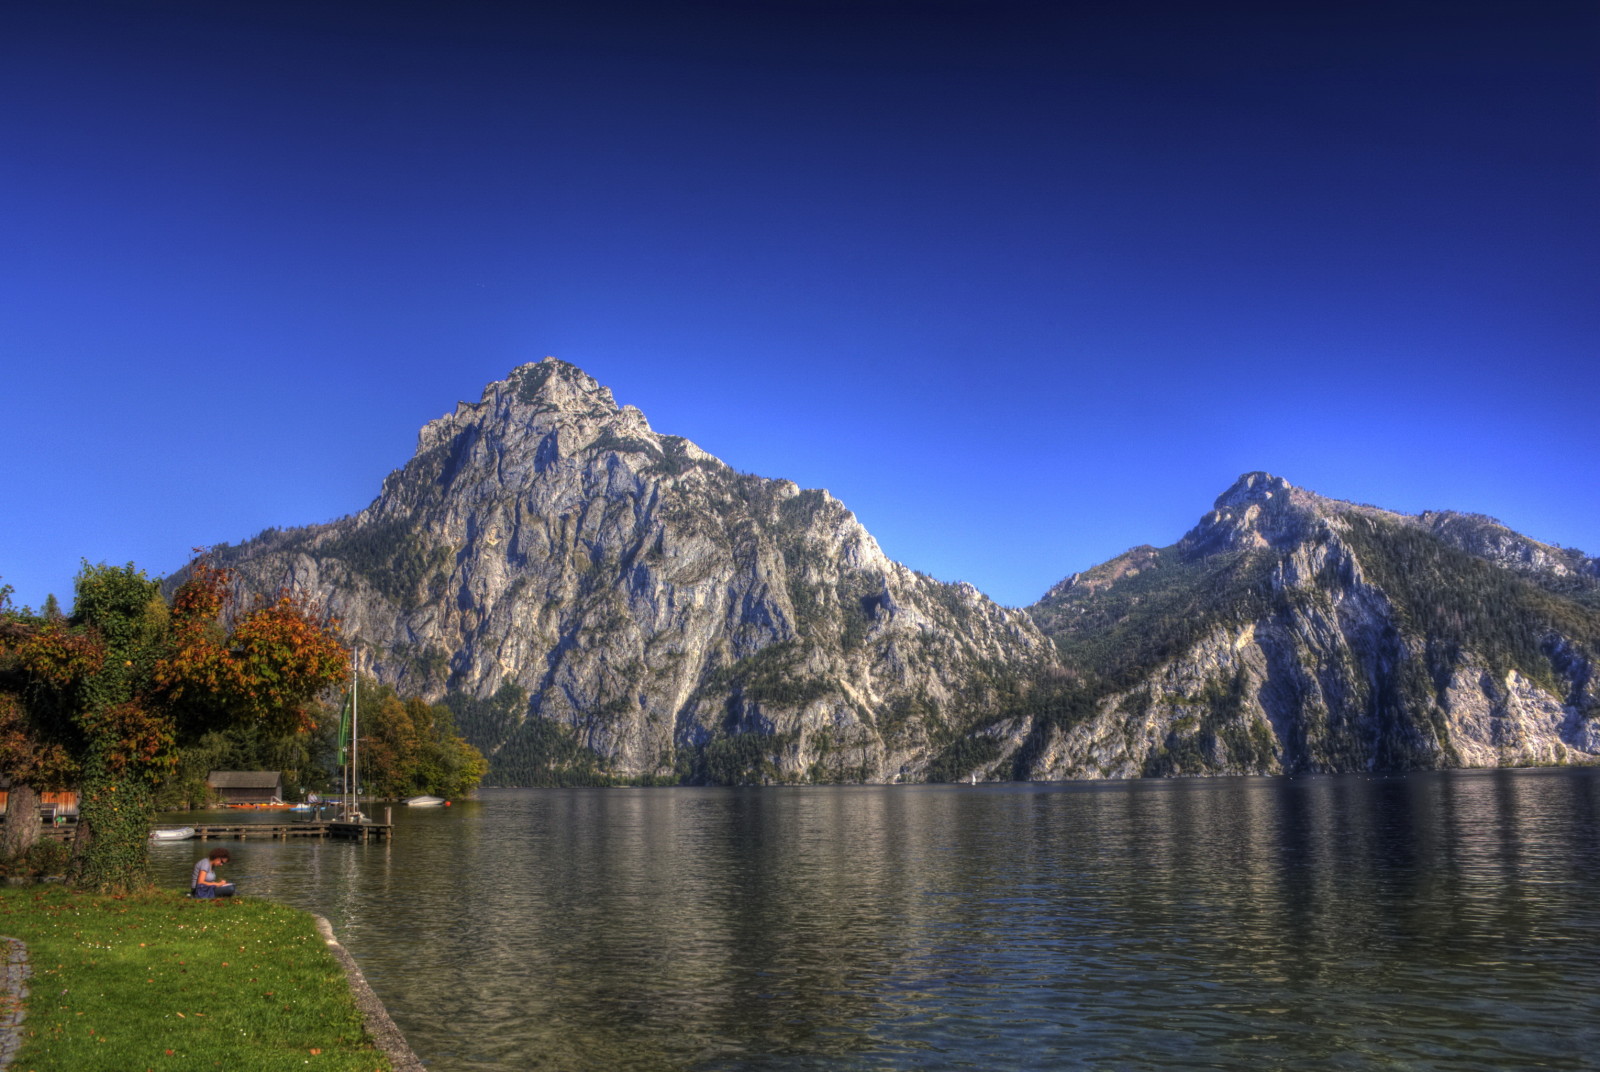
[210,362,1600,783]
[1023,472,1600,777]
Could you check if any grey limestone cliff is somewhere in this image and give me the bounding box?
[215,359,1052,784]
[211,365,1598,785]
[1020,473,1600,779]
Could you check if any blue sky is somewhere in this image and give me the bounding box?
[2,0,1596,611]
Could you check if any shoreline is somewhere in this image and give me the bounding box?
[314,914,426,1072]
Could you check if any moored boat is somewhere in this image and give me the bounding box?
[404,795,447,807]
[150,825,196,841]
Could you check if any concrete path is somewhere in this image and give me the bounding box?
[0,937,28,1071]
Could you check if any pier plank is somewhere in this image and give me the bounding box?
[190,822,391,842]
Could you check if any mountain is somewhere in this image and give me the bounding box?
[1020,472,1600,778]
[210,359,1053,784]
[208,361,1599,785]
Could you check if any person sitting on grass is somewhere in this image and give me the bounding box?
[191,848,235,898]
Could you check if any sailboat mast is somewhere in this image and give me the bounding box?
[337,680,344,813]
[351,669,360,818]
[339,666,356,821]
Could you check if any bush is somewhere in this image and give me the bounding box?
[0,839,71,879]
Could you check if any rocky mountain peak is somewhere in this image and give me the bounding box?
[1025,471,1600,782]
[411,357,655,470]
[497,357,620,415]
[1213,471,1292,510]
[213,359,1054,785]
[1179,472,1327,556]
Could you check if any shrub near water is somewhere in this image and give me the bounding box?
[0,888,390,1072]
[0,842,72,881]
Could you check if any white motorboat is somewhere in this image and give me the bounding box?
[404,795,446,807]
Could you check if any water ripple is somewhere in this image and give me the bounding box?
[151,768,1600,1071]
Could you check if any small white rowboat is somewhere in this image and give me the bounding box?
[149,826,196,841]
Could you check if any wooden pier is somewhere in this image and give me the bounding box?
[4,810,396,844]
[187,820,391,843]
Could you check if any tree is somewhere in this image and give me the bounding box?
[155,719,330,810]
[323,676,488,800]
[0,585,90,859]
[0,555,348,893]
[31,562,173,891]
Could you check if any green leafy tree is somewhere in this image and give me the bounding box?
[55,562,174,891]
[321,676,488,799]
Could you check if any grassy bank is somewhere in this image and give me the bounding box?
[0,887,390,1072]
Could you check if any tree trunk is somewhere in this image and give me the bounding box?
[66,764,152,894]
[1,782,42,859]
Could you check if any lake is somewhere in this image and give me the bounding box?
[153,769,1600,1070]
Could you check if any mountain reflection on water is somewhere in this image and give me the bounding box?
[153,769,1600,1071]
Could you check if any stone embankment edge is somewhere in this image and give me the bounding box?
[0,937,27,1071]
[314,915,426,1072]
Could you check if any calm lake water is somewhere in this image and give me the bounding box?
[153,769,1600,1071]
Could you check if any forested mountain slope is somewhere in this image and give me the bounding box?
[1019,473,1600,778]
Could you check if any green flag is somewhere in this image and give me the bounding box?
[337,690,352,768]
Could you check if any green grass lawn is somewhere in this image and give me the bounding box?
[0,887,392,1072]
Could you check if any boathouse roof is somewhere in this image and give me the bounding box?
[206,771,283,789]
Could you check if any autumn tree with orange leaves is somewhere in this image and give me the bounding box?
[0,555,347,893]
[157,557,348,741]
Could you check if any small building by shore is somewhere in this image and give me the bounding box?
[207,771,285,805]
[0,777,79,818]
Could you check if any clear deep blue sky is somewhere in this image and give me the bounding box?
[2,0,1596,610]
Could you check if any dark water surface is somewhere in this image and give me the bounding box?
[154,769,1600,1070]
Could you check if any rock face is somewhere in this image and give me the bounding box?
[213,360,1052,784]
[1020,472,1600,778]
[211,362,1599,784]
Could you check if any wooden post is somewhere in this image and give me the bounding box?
[384,806,392,827]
